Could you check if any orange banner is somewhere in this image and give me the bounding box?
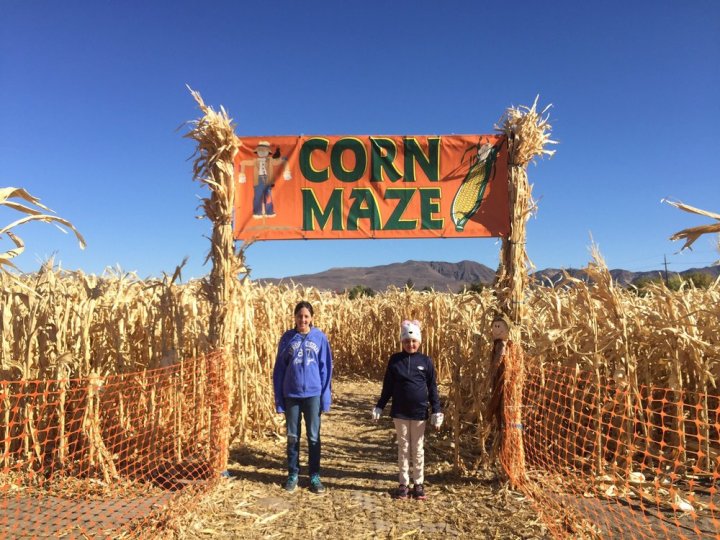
[233,135,509,241]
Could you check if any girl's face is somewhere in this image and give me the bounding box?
[294,307,313,333]
[402,338,420,354]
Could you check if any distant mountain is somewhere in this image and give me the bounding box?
[531,267,639,286]
[256,259,496,292]
[256,260,720,292]
[533,265,720,287]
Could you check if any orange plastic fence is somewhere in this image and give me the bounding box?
[505,363,720,539]
[0,352,229,539]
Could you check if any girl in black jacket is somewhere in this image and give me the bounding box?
[373,320,443,500]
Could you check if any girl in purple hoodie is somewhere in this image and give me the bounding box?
[273,301,333,494]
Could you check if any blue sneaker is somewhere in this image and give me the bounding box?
[309,474,326,494]
[284,474,298,493]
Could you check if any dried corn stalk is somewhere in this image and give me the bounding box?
[183,87,242,353]
[664,199,720,263]
[0,187,85,272]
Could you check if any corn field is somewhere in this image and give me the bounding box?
[2,259,718,462]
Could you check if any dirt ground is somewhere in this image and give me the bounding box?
[170,378,549,539]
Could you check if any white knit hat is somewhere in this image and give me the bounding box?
[400,320,422,342]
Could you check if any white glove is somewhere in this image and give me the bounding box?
[371,407,382,421]
[430,412,444,429]
[238,172,247,184]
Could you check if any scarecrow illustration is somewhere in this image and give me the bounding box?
[238,141,291,218]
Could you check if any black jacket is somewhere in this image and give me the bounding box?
[376,351,441,420]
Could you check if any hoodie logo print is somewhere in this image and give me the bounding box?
[291,337,320,365]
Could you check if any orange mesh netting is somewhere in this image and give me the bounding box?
[503,363,720,539]
[0,352,229,539]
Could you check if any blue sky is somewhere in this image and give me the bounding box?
[2,1,719,280]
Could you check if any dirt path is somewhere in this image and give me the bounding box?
[173,378,548,539]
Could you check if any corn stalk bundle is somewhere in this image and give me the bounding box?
[183,88,242,355]
[494,97,556,333]
[183,89,243,468]
[489,98,556,479]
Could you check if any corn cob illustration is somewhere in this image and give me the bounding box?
[450,142,499,232]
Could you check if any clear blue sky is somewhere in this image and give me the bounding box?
[2,1,719,280]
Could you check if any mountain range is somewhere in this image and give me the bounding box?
[256,260,720,292]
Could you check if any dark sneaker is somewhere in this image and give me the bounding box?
[413,484,427,500]
[284,474,298,493]
[395,484,409,500]
[309,474,326,494]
